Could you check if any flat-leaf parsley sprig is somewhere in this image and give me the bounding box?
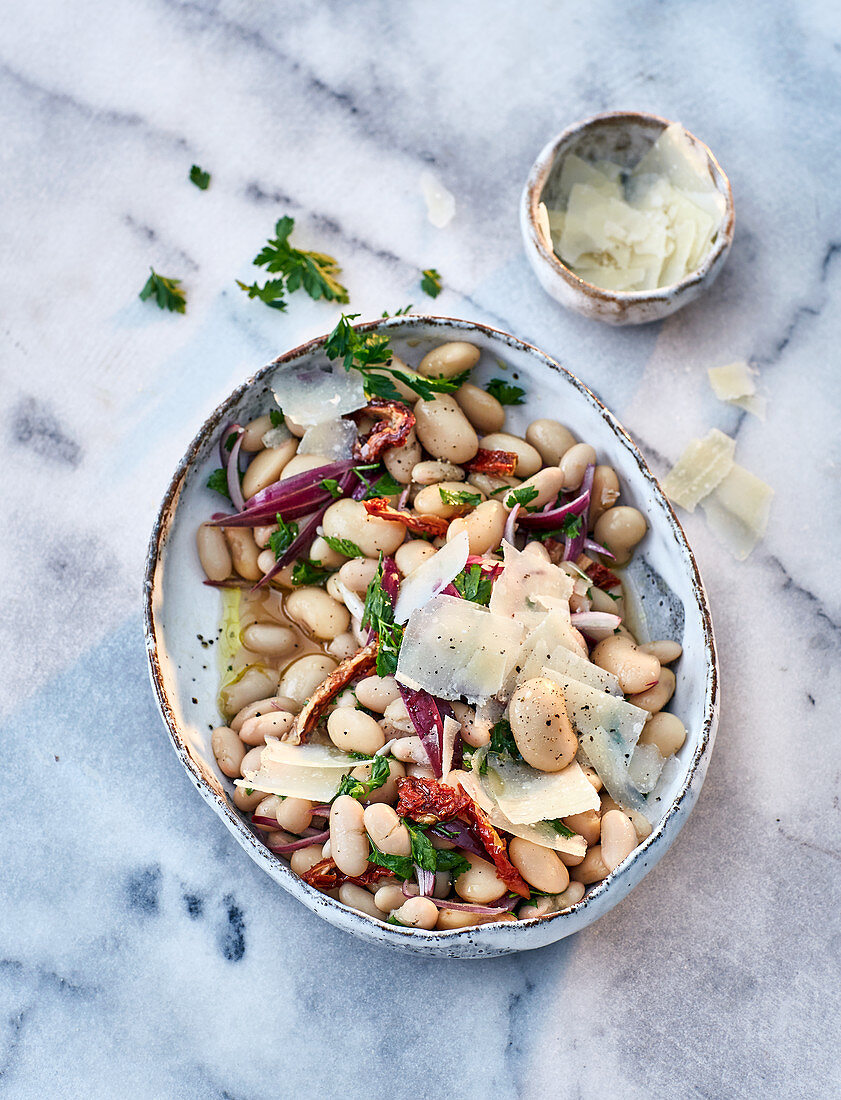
[238,215,349,311]
[139,269,187,314]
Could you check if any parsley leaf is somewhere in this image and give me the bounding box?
[405,821,437,872]
[486,378,526,406]
[505,485,540,508]
[139,268,186,313]
[250,215,349,304]
[320,478,345,500]
[335,754,391,801]
[560,513,583,539]
[482,719,523,772]
[382,304,414,317]
[362,556,403,676]
[387,913,406,926]
[268,516,299,560]
[206,468,231,499]
[543,818,576,839]
[236,278,287,311]
[452,564,493,606]
[438,487,482,508]
[269,408,284,427]
[322,535,365,558]
[369,839,414,880]
[189,164,211,190]
[291,559,332,586]
[355,467,403,500]
[420,268,443,298]
[325,313,471,403]
[434,849,471,878]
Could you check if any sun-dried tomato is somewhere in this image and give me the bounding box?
[287,640,378,743]
[458,787,530,899]
[353,399,415,462]
[363,498,449,538]
[300,857,393,890]
[396,775,471,825]
[585,561,621,590]
[464,448,519,477]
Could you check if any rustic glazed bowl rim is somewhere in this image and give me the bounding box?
[522,109,736,304]
[143,314,718,947]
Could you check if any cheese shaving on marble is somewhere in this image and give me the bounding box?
[708,361,767,421]
[701,462,774,560]
[661,428,736,512]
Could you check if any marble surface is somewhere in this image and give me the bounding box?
[1,1,840,1095]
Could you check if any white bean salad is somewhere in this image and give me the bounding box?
[198,332,686,930]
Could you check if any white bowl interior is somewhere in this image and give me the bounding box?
[145,316,718,958]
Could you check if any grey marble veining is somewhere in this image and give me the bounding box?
[1,1,840,1096]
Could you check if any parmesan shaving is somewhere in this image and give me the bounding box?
[236,761,346,801]
[474,749,600,824]
[271,363,366,427]
[708,361,767,420]
[441,715,460,779]
[701,462,774,560]
[420,170,456,228]
[489,541,574,634]
[542,669,649,747]
[510,611,608,689]
[458,770,586,858]
[393,529,469,625]
[661,428,736,512]
[260,738,372,770]
[396,594,525,703]
[298,417,357,460]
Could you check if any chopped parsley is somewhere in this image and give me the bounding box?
[268,515,299,559]
[438,487,482,508]
[452,564,494,606]
[433,849,471,878]
[269,408,284,428]
[139,268,186,313]
[189,164,211,190]
[355,467,404,500]
[381,304,414,317]
[559,513,583,539]
[368,841,414,880]
[505,485,539,508]
[486,719,522,765]
[362,556,404,676]
[320,478,345,500]
[334,755,391,801]
[420,267,443,298]
[290,559,332,586]
[239,215,349,311]
[405,820,437,872]
[321,535,365,558]
[325,313,471,403]
[206,468,231,499]
[486,378,526,406]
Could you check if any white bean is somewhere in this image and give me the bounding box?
[338,882,381,919]
[639,640,683,664]
[525,419,577,466]
[508,677,578,772]
[290,844,324,876]
[559,443,597,491]
[383,428,422,484]
[355,675,401,712]
[279,453,330,481]
[277,655,338,704]
[196,523,231,582]
[211,726,245,778]
[241,622,299,657]
[374,883,407,913]
[446,499,507,556]
[394,540,437,575]
[503,466,565,509]
[323,499,405,557]
[223,528,262,581]
[391,896,439,929]
[414,480,484,519]
[591,635,660,695]
[238,709,295,745]
[411,460,466,486]
[241,439,298,498]
[478,433,542,477]
[639,712,686,756]
[413,395,479,464]
[629,668,676,714]
[330,795,369,878]
[509,837,569,893]
[600,810,637,871]
[418,341,481,379]
[275,797,313,835]
[454,382,505,434]
[240,414,273,452]
[285,587,350,641]
[218,666,280,718]
[593,507,647,566]
[363,804,411,856]
[327,709,386,755]
[454,853,507,904]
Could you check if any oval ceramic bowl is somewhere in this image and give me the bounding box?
[520,110,735,325]
[144,316,719,958]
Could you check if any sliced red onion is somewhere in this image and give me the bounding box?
[583,537,615,559]
[267,829,330,855]
[517,489,588,531]
[251,815,281,829]
[429,821,485,858]
[503,503,520,545]
[397,484,411,510]
[380,555,400,606]
[570,610,622,639]
[226,426,245,512]
[398,684,445,776]
[415,866,435,896]
[254,469,359,589]
[400,879,516,915]
[218,422,235,467]
[440,583,460,597]
[562,464,595,561]
[246,460,354,511]
[311,804,332,817]
[213,460,355,528]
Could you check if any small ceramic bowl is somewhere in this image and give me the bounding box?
[520,110,735,325]
[144,315,719,958]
